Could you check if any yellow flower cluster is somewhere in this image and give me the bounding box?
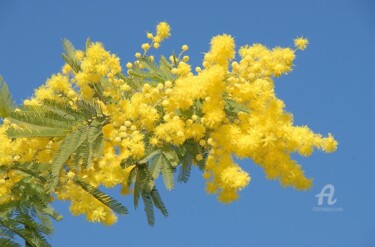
[0,22,337,224]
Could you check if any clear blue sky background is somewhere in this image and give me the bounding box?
[0,0,374,246]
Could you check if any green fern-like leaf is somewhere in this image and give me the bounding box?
[126,166,136,188]
[148,153,163,179]
[148,152,175,190]
[41,99,86,121]
[62,39,76,60]
[0,222,16,239]
[0,162,60,247]
[62,54,81,73]
[177,161,192,183]
[86,37,91,50]
[8,110,74,129]
[225,98,249,113]
[128,69,162,83]
[85,123,103,168]
[133,181,141,209]
[159,56,175,80]
[74,179,128,215]
[0,238,20,247]
[161,157,174,191]
[138,149,161,164]
[117,73,140,90]
[62,39,81,73]
[10,163,48,183]
[162,149,179,167]
[150,187,168,217]
[141,193,155,226]
[6,126,68,138]
[76,99,103,117]
[50,128,88,189]
[0,76,15,118]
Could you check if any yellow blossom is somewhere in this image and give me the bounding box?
[294,37,309,50]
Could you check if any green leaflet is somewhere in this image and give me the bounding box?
[128,69,162,83]
[90,80,107,101]
[120,156,138,169]
[86,37,91,50]
[91,132,104,157]
[127,166,137,188]
[0,76,15,118]
[147,149,178,190]
[76,99,103,117]
[177,161,192,183]
[10,162,49,183]
[148,153,163,179]
[6,126,68,138]
[161,157,174,191]
[138,149,161,164]
[62,38,76,60]
[117,72,140,90]
[50,127,88,189]
[62,54,81,73]
[40,104,77,121]
[225,98,250,114]
[0,238,20,247]
[74,179,128,215]
[62,38,81,73]
[0,218,50,247]
[41,99,87,121]
[139,57,173,81]
[8,110,75,129]
[139,57,161,73]
[0,165,61,247]
[183,140,206,170]
[41,206,63,222]
[122,148,161,170]
[133,180,141,209]
[86,121,103,168]
[141,193,155,226]
[162,149,179,167]
[159,56,175,80]
[150,188,168,217]
[171,52,178,67]
[129,56,175,84]
[130,164,168,226]
[5,99,88,139]
[176,144,193,183]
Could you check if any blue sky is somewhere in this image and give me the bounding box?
[0,0,374,246]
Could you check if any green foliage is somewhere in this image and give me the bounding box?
[147,151,177,190]
[0,162,62,247]
[129,56,175,86]
[50,127,88,189]
[6,126,68,138]
[129,163,168,226]
[0,76,15,118]
[224,98,250,120]
[74,179,128,215]
[62,39,81,73]
[0,74,119,244]
[0,238,20,247]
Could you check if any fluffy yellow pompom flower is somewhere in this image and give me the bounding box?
[221,166,251,190]
[204,34,235,67]
[294,37,309,50]
[155,21,171,42]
